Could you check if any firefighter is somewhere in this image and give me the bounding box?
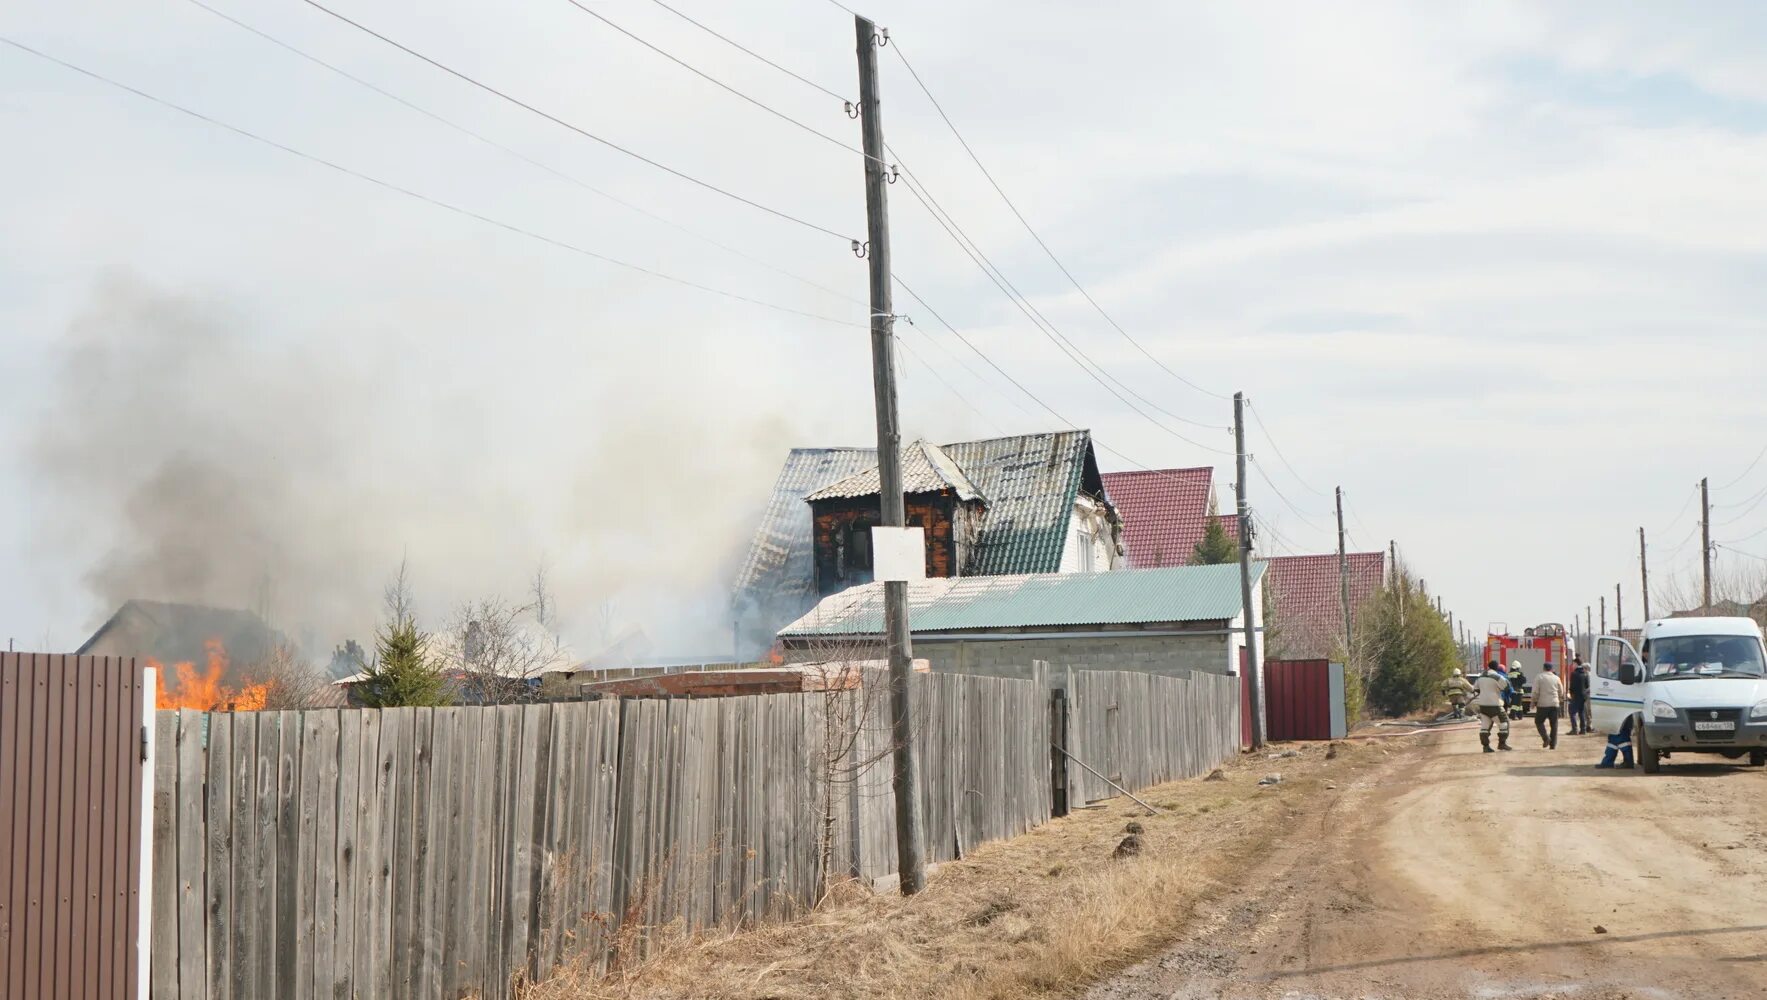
[1442,671,1474,719]
[1507,664,1529,719]
[1471,660,1514,753]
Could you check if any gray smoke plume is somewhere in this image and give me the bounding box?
[32,277,802,660]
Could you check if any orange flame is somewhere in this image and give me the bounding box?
[152,638,270,711]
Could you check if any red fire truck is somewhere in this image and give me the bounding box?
[1483,623,1574,716]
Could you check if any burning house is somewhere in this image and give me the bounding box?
[77,598,293,709]
[732,431,1125,656]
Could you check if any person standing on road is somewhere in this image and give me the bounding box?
[1507,664,1529,719]
[1567,657,1592,734]
[1533,667,1564,749]
[1472,660,1514,753]
[1442,671,1474,719]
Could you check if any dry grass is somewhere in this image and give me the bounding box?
[518,738,1405,1000]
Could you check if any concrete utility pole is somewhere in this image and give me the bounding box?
[1335,487,1352,656]
[1234,392,1265,750]
[855,14,924,896]
[1701,477,1713,612]
[1639,527,1652,623]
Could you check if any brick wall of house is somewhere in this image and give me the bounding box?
[810,492,962,597]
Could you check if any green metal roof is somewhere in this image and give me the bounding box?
[779,563,1265,637]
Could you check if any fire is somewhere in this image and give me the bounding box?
[152,638,271,711]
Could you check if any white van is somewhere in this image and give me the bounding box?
[1590,617,1767,773]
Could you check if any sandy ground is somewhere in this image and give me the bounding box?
[1087,725,1767,1000]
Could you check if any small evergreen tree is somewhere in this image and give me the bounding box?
[1191,496,1238,565]
[353,560,452,708]
[355,616,452,708]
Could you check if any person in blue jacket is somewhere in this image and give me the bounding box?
[1596,715,1635,769]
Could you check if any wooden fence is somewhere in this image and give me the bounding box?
[1065,669,1240,807]
[149,665,1233,998]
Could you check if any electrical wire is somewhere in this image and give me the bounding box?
[1249,457,1329,536]
[1653,482,1701,538]
[644,0,850,103]
[892,169,1231,455]
[1245,398,1330,499]
[889,40,1228,402]
[1716,443,1767,493]
[297,0,856,241]
[1715,543,1767,564]
[1718,522,1767,545]
[557,0,874,162]
[894,278,1226,488]
[0,36,867,330]
[894,333,1008,437]
[1714,479,1767,522]
[181,0,861,309]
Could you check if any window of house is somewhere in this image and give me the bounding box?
[849,521,873,572]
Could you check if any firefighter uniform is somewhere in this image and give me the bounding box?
[1471,661,1513,753]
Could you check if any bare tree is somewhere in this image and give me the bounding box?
[440,592,572,704]
[384,555,416,626]
[253,642,344,709]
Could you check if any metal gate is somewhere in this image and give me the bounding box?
[1,653,156,999]
[1264,659,1347,741]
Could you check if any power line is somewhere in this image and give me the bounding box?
[894,277,1224,487]
[182,0,861,309]
[1715,482,1767,527]
[891,166,1231,455]
[1654,482,1700,536]
[557,0,872,161]
[893,333,1007,437]
[1715,543,1767,564]
[1249,457,1328,537]
[1716,442,1767,493]
[888,40,1228,402]
[1,36,866,330]
[644,0,850,103]
[297,0,855,241]
[1245,398,1330,499]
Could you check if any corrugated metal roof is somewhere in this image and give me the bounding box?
[1100,468,1239,568]
[732,432,1104,635]
[1263,552,1386,658]
[779,563,1264,636]
[804,440,983,502]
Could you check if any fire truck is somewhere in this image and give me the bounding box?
[1483,623,1575,716]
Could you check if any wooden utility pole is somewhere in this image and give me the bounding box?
[855,14,924,895]
[1335,487,1352,656]
[1233,392,1265,750]
[1639,527,1652,623]
[1701,477,1713,612]
[1600,595,1606,635]
[1587,604,1593,641]
[1616,582,1623,633]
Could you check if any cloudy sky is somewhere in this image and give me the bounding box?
[3,0,1765,656]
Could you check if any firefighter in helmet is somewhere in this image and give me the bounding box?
[1471,659,1514,752]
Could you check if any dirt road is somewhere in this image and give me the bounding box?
[1088,727,1767,1000]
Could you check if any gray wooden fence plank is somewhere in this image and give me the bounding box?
[174,710,206,1000]
[371,708,406,1000]
[149,712,178,1000]
[293,712,322,1000]
[398,707,432,996]
[251,712,279,999]
[331,711,361,1000]
[507,704,548,984]
[440,708,476,999]
[351,709,382,1000]
[309,711,340,1000]
[226,717,256,1000]
[204,713,234,1000]
[274,711,301,1000]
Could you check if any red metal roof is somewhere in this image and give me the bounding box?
[1100,467,1235,569]
[1264,552,1386,658]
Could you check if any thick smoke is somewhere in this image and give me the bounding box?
[32,278,800,661]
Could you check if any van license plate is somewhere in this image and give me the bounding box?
[1694,720,1736,732]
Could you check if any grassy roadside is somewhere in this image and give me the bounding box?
[522,738,1413,1000]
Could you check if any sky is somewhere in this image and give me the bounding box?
[3,0,1766,657]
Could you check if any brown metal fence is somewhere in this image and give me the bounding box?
[1,653,152,1000]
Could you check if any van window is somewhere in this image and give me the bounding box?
[1647,635,1766,679]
